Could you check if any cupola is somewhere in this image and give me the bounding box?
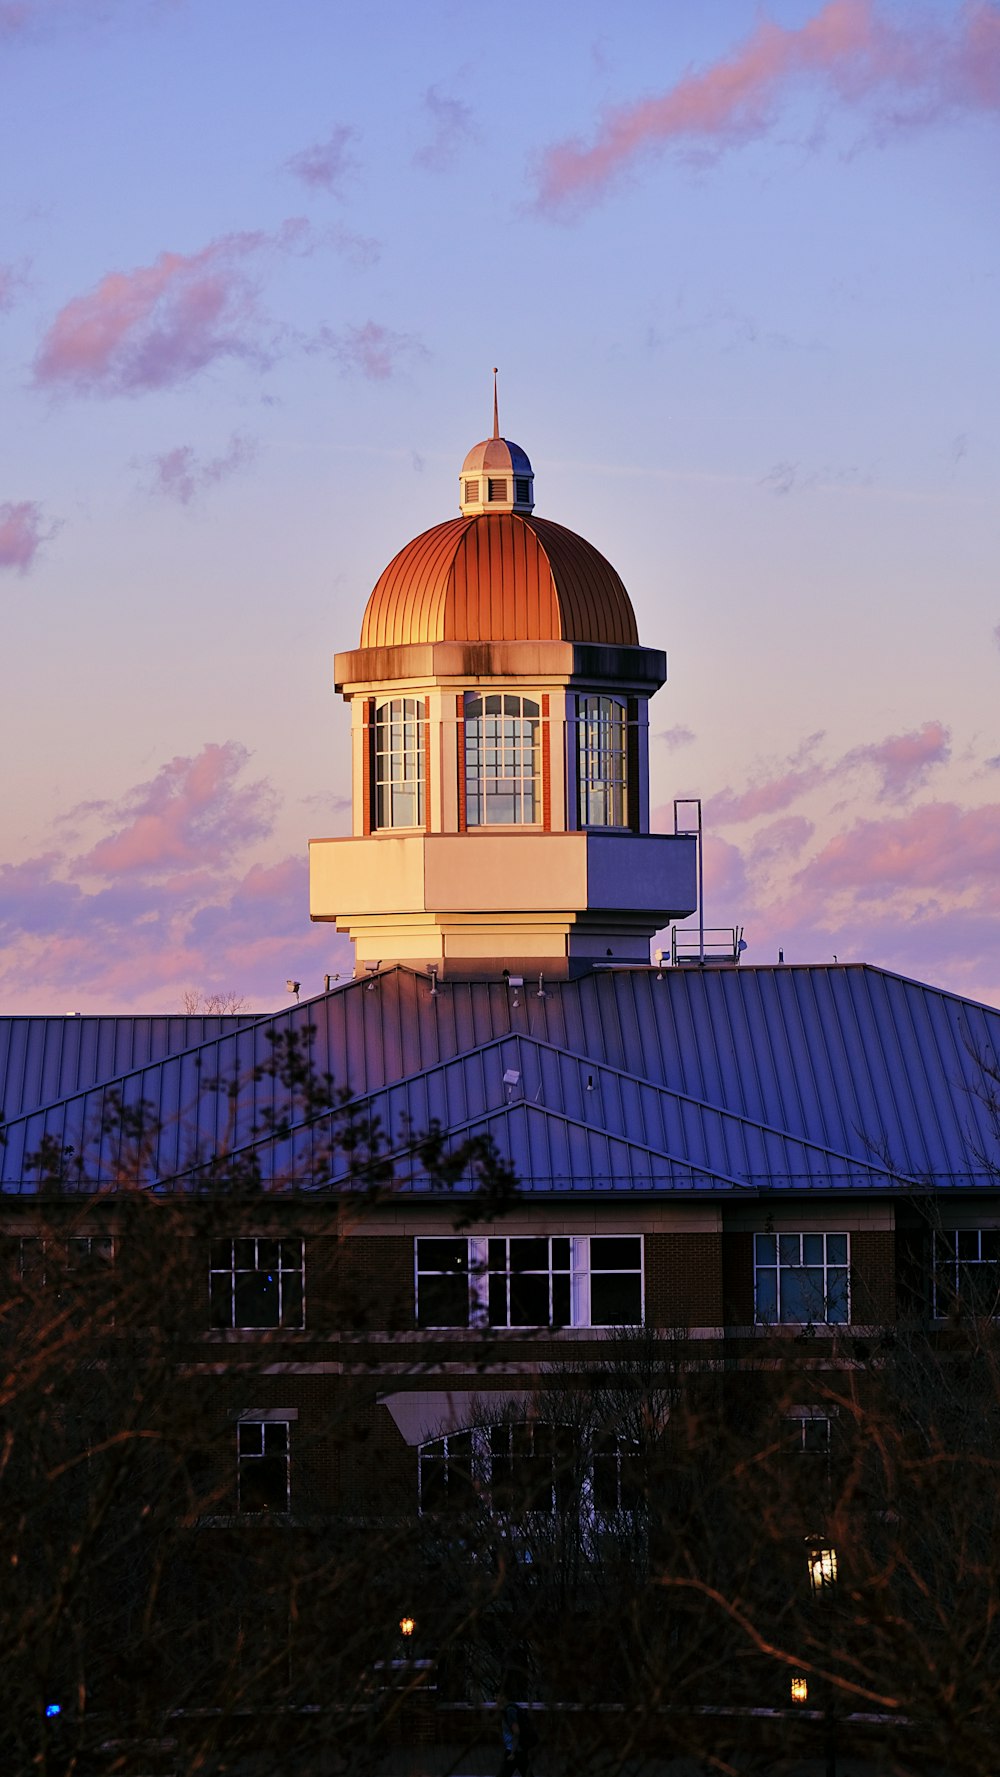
[458,371,534,516]
[309,396,698,980]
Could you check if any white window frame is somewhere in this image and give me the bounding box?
[464,692,541,827]
[418,1421,641,1531]
[932,1228,1000,1317]
[236,1412,293,1515]
[374,696,425,831]
[414,1234,644,1330]
[753,1232,850,1326]
[210,1237,305,1331]
[577,694,628,828]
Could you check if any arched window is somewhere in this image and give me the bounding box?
[374,698,424,829]
[577,695,627,827]
[465,693,540,826]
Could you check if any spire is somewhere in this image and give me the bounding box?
[492,366,499,440]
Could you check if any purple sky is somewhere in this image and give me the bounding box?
[1,0,998,1012]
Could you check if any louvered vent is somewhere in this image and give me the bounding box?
[515,478,530,503]
[464,479,479,502]
[487,477,508,501]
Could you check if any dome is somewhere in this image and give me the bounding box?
[360,511,639,650]
[461,436,533,476]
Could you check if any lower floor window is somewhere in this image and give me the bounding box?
[754,1232,849,1324]
[237,1419,291,1513]
[933,1228,1000,1316]
[418,1421,640,1524]
[415,1234,643,1329]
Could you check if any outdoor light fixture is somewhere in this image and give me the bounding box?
[365,962,381,992]
[286,979,301,1001]
[791,1675,809,1704]
[806,1542,838,1595]
[399,1616,415,1638]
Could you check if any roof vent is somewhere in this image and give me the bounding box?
[488,477,508,502]
[464,478,479,503]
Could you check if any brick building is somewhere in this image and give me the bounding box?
[2,408,999,1759]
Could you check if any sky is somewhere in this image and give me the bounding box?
[0,0,998,1014]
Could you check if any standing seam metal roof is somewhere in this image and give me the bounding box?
[2,964,999,1195]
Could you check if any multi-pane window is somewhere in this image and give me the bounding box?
[210,1238,304,1330]
[374,697,424,829]
[754,1233,849,1325]
[577,695,628,828]
[18,1234,113,1283]
[418,1423,640,1524]
[414,1235,643,1329]
[465,693,540,826]
[933,1229,1000,1317]
[237,1420,290,1513]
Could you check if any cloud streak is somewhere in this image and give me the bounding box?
[0,500,57,574]
[316,319,428,381]
[142,433,258,505]
[414,85,477,170]
[33,221,309,396]
[533,0,1000,216]
[286,125,358,194]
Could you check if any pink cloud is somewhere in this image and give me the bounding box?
[0,500,57,574]
[656,723,696,749]
[842,720,951,802]
[533,0,1000,215]
[318,319,428,381]
[143,432,258,505]
[993,620,1000,651]
[414,86,477,171]
[706,762,827,826]
[286,125,358,194]
[751,816,815,861]
[76,742,277,878]
[33,221,309,396]
[797,801,1000,897]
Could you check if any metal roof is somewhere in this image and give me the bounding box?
[1,964,998,1195]
[359,514,638,649]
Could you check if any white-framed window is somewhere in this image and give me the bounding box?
[18,1234,113,1284]
[236,1417,291,1514]
[418,1422,640,1525]
[374,697,424,829]
[210,1238,304,1330]
[933,1229,1000,1317]
[784,1406,833,1458]
[465,692,540,826]
[577,695,628,828]
[754,1233,849,1325]
[414,1235,643,1329]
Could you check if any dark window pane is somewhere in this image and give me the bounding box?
[235,1239,256,1270]
[417,1238,467,1273]
[958,1230,979,1262]
[591,1237,641,1270]
[551,1237,570,1269]
[981,1230,1000,1262]
[756,1268,777,1319]
[755,1234,776,1263]
[418,1274,469,1328]
[257,1239,280,1270]
[591,1274,642,1326]
[826,1234,848,1264]
[209,1273,232,1328]
[488,1274,509,1325]
[488,1238,507,1269]
[510,1274,549,1325]
[552,1274,570,1326]
[281,1273,303,1328]
[509,1238,548,1272]
[241,1455,287,1513]
[235,1270,279,1328]
[802,1234,824,1265]
[264,1422,288,1455]
[279,1239,301,1270]
[210,1238,233,1269]
[779,1235,800,1265]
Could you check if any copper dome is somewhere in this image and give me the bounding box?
[360,512,639,649]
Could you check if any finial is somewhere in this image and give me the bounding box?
[492,366,499,440]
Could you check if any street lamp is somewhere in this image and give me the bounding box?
[805,1540,838,1777]
[790,1674,809,1704]
[399,1616,415,1639]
